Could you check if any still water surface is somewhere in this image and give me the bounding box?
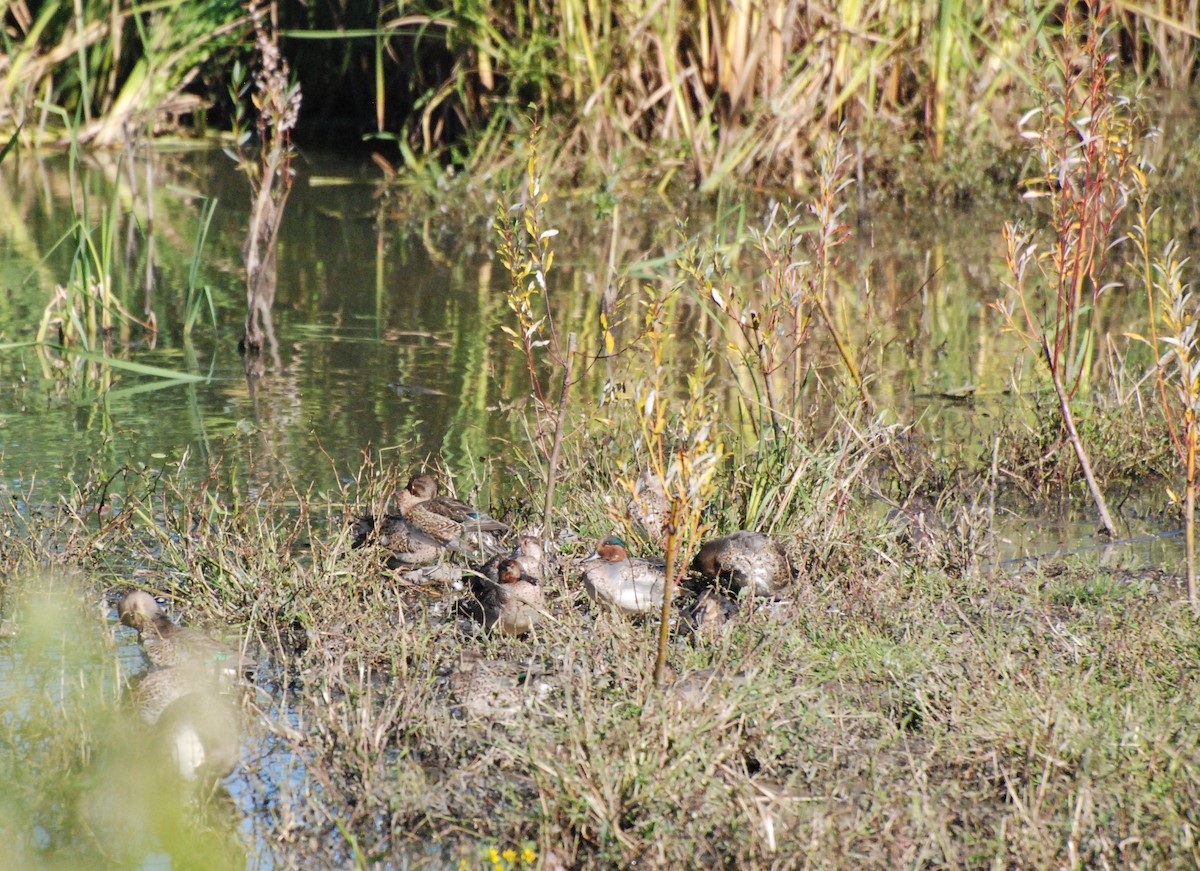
[1,146,1040,499]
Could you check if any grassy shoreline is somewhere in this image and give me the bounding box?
[0,407,1197,867]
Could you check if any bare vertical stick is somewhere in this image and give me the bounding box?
[1188,433,1197,614]
[1045,338,1117,537]
[238,1,300,364]
[654,498,682,688]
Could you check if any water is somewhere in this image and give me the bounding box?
[0,147,1184,555]
[1,147,1042,492]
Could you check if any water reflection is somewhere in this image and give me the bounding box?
[0,146,1172,504]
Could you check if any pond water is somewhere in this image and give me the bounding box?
[0,148,1160,484]
[0,146,1189,867]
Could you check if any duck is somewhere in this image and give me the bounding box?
[691,531,791,596]
[405,474,509,532]
[509,534,545,579]
[477,534,545,583]
[395,474,507,556]
[126,663,241,782]
[118,591,253,678]
[350,511,446,567]
[462,558,545,635]
[448,650,552,721]
[152,690,241,782]
[580,536,666,615]
[130,662,219,725]
[682,588,739,638]
[666,666,749,709]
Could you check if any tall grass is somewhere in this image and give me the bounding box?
[1129,164,1200,613]
[993,4,1143,537]
[10,138,206,397]
[4,2,1198,187]
[1,0,246,146]
[495,119,580,536]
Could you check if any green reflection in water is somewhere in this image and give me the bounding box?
[0,146,1168,505]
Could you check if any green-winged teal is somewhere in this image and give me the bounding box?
[478,534,544,583]
[691,531,791,596]
[395,474,507,556]
[510,534,544,579]
[667,666,749,709]
[130,662,221,725]
[406,474,508,532]
[463,558,545,635]
[351,512,446,567]
[126,662,241,782]
[118,591,251,678]
[580,536,666,615]
[448,650,552,721]
[682,588,739,638]
[153,690,241,782]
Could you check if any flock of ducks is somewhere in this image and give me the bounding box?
[115,471,795,785]
[353,473,795,632]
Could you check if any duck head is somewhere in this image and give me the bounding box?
[394,479,434,515]
[583,536,630,564]
[405,474,439,499]
[497,558,535,586]
[516,535,544,563]
[118,590,164,631]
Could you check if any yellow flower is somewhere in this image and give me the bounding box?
[487,848,501,864]
[521,847,537,865]
[503,849,517,864]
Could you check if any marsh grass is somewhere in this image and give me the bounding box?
[0,0,246,147]
[1127,157,1200,614]
[4,0,1198,198]
[993,3,1151,537]
[2,420,1198,867]
[1,141,212,404]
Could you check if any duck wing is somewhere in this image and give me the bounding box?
[425,496,509,534]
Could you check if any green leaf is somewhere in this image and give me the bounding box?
[44,344,207,382]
